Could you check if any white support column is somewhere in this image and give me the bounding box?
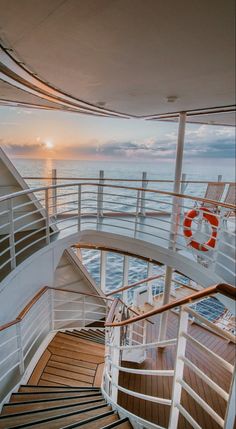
[160,112,187,342]
[168,308,189,429]
[100,250,107,293]
[122,255,129,303]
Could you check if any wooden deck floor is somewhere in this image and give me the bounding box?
[28,332,105,388]
[118,311,235,429]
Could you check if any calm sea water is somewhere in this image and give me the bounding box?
[10,157,233,319]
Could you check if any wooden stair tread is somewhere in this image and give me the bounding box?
[50,336,105,357]
[11,391,99,402]
[48,353,97,370]
[48,345,104,364]
[47,359,96,377]
[10,406,112,429]
[3,396,103,414]
[64,332,105,346]
[81,413,118,429]
[0,402,107,427]
[40,372,92,387]
[43,365,94,384]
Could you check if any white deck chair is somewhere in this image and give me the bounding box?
[223,183,236,219]
[201,182,226,210]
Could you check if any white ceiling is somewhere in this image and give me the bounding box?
[0,0,235,123]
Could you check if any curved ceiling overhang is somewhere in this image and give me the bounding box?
[0,0,235,125]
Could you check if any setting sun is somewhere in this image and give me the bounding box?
[44,141,54,149]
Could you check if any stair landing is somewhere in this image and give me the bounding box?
[28,330,105,388]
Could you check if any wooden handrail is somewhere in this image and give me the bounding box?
[105,283,236,327]
[106,274,164,297]
[0,182,235,209]
[0,286,112,333]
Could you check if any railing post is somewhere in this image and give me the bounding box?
[111,326,121,403]
[97,170,104,217]
[51,168,57,217]
[217,174,222,182]
[82,295,85,327]
[140,171,147,217]
[78,184,81,231]
[122,255,129,303]
[16,322,25,376]
[134,190,141,237]
[142,320,147,345]
[147,262,154,305]
[100,250,107,293]
[168,307,189,429]
[50,289,54,331]
[224,365,236,429]
[45,189,50,244]
[8,198,16,269]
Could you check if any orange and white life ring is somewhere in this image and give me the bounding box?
[183,208,219,252]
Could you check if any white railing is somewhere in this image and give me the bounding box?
[103,292,236,429]
[0,182,235,283]
[0,287,107,406]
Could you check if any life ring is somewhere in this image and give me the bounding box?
[183,208,219,252]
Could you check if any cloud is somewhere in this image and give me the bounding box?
[1,124,235,160]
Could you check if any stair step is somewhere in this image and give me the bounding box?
[4,405,113,429]
[60,410,117,429]
[65,332,105,345]
[0,400,106,427]
[51,335,105,357]
[101,417,132,429]
[44,353,97,370]
[80,329,105,338]
[3,396,104,414]
[10,391,100,403]
[19,386,99,393]
[48,345,104,365]
[56,332,105,349]
[72,331,105,342]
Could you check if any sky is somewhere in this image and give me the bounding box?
[0,106,235,161]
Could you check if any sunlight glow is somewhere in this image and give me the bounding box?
[44,140,54,149]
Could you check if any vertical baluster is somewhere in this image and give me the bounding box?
[16,322,24,376]
[224,365,236,429]
[52,168,57,217]
[122,255,129,303]
[147,262,154,305]
[97,170,104,218]
[78,184,81,231]
[82,295,85,326]
[111,326,121,403]
[50,288,54,331]
[100,250,107,293]
[169,308,189,429]
[140,171,147,217]
[134,190,141,237]
[8,198,16,269]
[45,189,50,244]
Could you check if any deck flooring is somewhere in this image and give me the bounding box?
[118,311,235,429]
